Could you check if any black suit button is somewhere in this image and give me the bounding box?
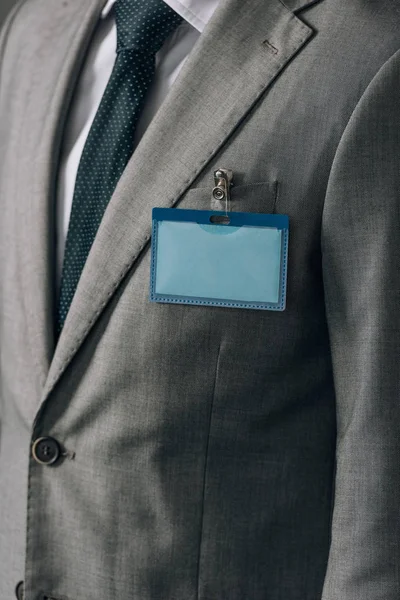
[32,437,61,465]
[15,581,24,599]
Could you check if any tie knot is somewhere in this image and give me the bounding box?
[115,0,183,55]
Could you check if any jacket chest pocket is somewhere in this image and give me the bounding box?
[177,181,279,214]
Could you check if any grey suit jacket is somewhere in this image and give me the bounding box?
[1,0,400,599]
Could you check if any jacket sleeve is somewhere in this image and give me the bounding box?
[321,48,400,599]
[0,2,24,72]
[0,1,26,423]
[0,1,25,151]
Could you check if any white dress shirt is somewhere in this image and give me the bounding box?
[56,0,220,286]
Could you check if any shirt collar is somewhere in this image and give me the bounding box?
[101,0,220,33]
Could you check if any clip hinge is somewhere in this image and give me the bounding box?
[212,169,234,207]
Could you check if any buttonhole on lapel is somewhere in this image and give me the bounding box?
[210,215,231,225]
[262,40,279,55]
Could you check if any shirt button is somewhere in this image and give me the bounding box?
[32,437,61,465]
[15,581,24,599]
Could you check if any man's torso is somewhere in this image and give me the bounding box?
[0,0,399,598]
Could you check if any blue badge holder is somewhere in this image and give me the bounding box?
[150,208,289,311]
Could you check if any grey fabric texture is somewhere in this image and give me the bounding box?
[0,0,400,599]
[0,0,18,29]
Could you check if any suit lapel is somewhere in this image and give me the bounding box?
[286,0,322,11]
[17,0,105,393]
[286,0,324,12]
[43,0,319,398]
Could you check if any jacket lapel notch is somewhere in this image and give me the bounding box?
[44,0,315,399]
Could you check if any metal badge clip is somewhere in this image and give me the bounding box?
[212,169,234,214]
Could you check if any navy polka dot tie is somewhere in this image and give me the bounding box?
[57,0,183,332]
